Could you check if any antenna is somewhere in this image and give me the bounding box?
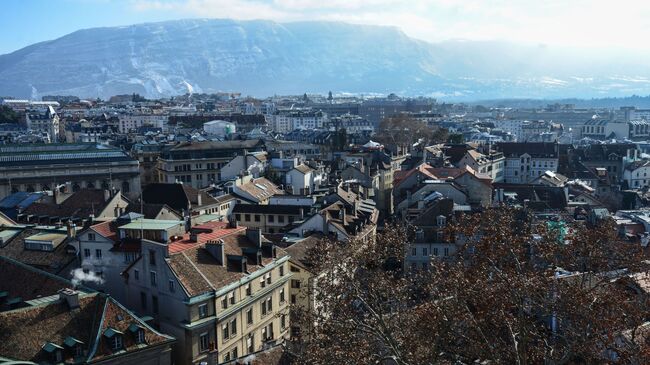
[140,192,144,240]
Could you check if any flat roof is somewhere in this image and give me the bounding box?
[120,219,184,231]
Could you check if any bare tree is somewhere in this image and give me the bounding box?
[295,208,650,364]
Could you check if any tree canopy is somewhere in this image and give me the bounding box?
[295,208,650,364]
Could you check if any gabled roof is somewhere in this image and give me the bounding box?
[394,163,437,187]
[233,177,284,202]
[0,226,77,275]
[0,293,173,363]
[165,228,286,297]
[0,255,91,310]
[142,183,218,212]
[292,164,314,174]
[89,221,118,243]
[21,189,120,221]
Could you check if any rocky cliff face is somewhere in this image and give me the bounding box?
[1,19,649,100]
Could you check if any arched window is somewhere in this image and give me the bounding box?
[121,181,130,193]
[87,181,95,189]
[72,183,81,192]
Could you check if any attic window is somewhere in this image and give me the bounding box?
[129,323,146,344]
[103,328,124,351]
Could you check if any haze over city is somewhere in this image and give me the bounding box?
[5,2,650,365]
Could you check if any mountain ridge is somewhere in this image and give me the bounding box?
[1,18,650,100]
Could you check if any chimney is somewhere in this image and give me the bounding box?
[228,215,239,228]
[246,228,262,249]
[189,232,198,243]
[58,288,79,310]
[66,221,76,238]
[205,239,225,265]
[322,213,329,235]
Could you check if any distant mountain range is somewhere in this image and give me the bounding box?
[2,19,650,100]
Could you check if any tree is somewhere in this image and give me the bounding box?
[374,115,447,150]
[0,105,20,123]
[296,208,650,364]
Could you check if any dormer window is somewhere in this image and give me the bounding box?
[128,323,146,344]
[64,336,84,358]
[111,335,123,351]
[103,328,124,351]
[437,215,447,227]
[42,342,64,363]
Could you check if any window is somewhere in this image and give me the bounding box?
[266,273,271,285]
[150,271,157,287]
[411,247,417,256]
[268,215,275,223]
[281,314,286,330]
[267,297,273,312]
[279,265,285,277]
[291,295,297,304]
[261,300,267,316]
[229,291,235,305]
[88,233,96,241]
[199,333,209,352]
[245,214,251,221]
[140,292,147,309]
[291,279,301,289]
[246,283,252,296]
[149,250,156,266]
[152,295,159,314]
[433,247,439,256]
[199,303,208,319]
[169,280,175,292]
[221,296,228,309]
[110,335,122,350]
[95,249,102,259]
[84,248,91,258]
[247,308,253,325]
[134,269,139,280]
[136,329,145,344]
[280,287,285,303]
[290,265,300,273]
[222,324,230,340]
[260,277,266,289]
[230,318,237,336]
[223,352,231,362]
[254,215,261,222]
[278,215,285,223]
[422,247,428,256]
[235,213,241,221]
[232,347,238,359]
[247,334,254,353]
[444,247,450,256]
[124,252,136,263]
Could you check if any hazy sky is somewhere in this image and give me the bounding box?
[2,0,649,54]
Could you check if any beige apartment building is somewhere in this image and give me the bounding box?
[122,222,291,365]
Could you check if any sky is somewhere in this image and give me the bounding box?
[2,0,650,55]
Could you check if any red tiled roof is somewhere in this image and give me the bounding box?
[167,221,246,254]
[91,221,118,243]
[394,163,437,187]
